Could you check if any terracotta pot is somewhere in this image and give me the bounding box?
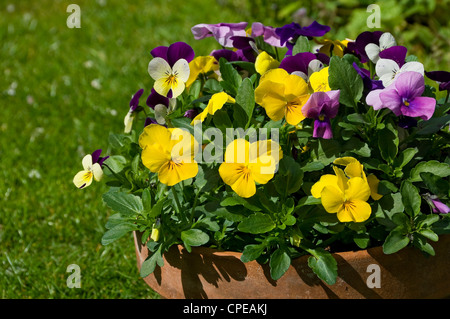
[134,232,450,299]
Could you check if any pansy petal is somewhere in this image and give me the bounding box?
[337,199,371,222]
[148,57,172,81]
[311,174,338,198]
[285,95,308,125]
[154,104,168,125]
[399,61,424,76]
[92,163,103,182]
[367,174,383,200]
[379,89,402,116]
[401,96,436,120]
[379,46,407,68]
[167,42,195,66]
[345,177,371,202]
[321,185,344,213]
[313,118,333,139]
[158,161,198,186]
[168,79,186,99]
[141,144,170,173]
[394,71,425,100]
[73,170,93,189]
[82,154,93,171]
[172,58,190,83]
[365,43,380,63]
[379,32,396,50]
[229,172,256,198]
[139,124,172,149]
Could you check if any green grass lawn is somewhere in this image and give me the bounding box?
[0,0,253,299]
[1,0,448,299]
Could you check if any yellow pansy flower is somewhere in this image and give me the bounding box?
[311,157,382,222]
[309,66,331,92]
[191,92,235,125]
[254,68,310,125]
[219,139,283,198]
[255,51,280,75]
[139,124,199,186]
[186,56,219,88]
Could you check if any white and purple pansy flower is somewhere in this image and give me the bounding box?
[124,88,144,133]
[191,22,248,48]
[73,149,109,189]
[364,32,397,64]
[148,42,194,99]
[366,71,436,120]
[146,88,176,125]
[375,46,424,87]
[301,90,340,139]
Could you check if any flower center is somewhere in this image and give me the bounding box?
[165,74,178,86]
[318,114,325,121]
[342,200,356,211]
[402,98,410,107]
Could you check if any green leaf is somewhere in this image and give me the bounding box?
[181,229,210,247]
[238,212,276,234]
[353,233,370,249]
[393,148,417,169]
[149,197,165,218]
[420,172,449,197]
[400,181,421,217]
[274,156,304,195]
[307,248,338,285]
[270,248,291,281]
[378,122,398,163]
[416,114,450,135]
[142,188,153,213]
[418,229,439,242]
[219,58,242,94]
[102,191,143,216]
[220,195,262,211]
[409,160,450,182]
[382,230,410,254]
[241,244,266,263]
[101,223,137,245]
[170,118,195,136]
[140,246,164,277]
[235,78,255,129]
[292,36,310,55]
[103,155,127,174]
[328,56,363,108]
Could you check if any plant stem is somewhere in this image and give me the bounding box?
[190,189,201,222]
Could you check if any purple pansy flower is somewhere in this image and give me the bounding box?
[301,90,340,139]
[425,71,450,91]
[366,71,436,120]
[144,117,158,127]
[129,88,144,112]
[150,42,195,67]
[275,21,331,56]
[229,36,258,62]
[191,22,248,48]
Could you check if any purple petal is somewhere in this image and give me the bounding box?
[431,199,450,214]
[144,117,158,127]
[379,46,407,68]
[425,71,450,83]
[313,118,333,139]
[439,82,450,91]
[379,89,402,116]
[146,89,169,109]
[280,52,316,74]
[394,71,425,100]
[401,96,436,120]
[167,42,195,67]
[275,22,300,46]
[184,109,199,119]
[91,149,102,164]
[97,156,109,167]
[151,46,169,60]
[211,49,241,62]
[191,23,218,40]
[366,89,384,110]
[315,52,330,66]
[323,90,340,118]
[129,88,144,111]
[298,21,330,38]
[251,22,282,47]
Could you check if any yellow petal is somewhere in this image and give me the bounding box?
[337,199,371,223]
[333,166,349,191]
[186,56,218,87]
[190,109,208,125]
[141,144,171,173]
[309,67,330,92]
[345,161,366,180]
[367,174,383,200]
[259,68,289,85]
[258,88,288,122]
[284,74,309,100]
[73,170,93,189]
[345,177,371,202]
[206,92,235,115]
[285,94,309,126]
[219,162,257,198]
[321,185,344,213]
[139,124,172,150]
[255,51,280,75]
[248,158,275,184]
[224,139,250,164]
[311,174,338,198]
[157,160,198,186]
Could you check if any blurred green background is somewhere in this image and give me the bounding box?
[1,0,448,299]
